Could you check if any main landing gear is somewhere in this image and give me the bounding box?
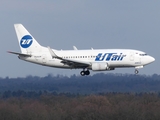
[80,70,90,76]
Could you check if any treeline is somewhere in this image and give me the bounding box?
[2,90,77,99]
[0,73,160,93]
[0,73,160,119]
[0,93,160,120]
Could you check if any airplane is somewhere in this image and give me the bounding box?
[8,24,155,76]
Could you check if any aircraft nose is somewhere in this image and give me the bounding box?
[149,56,155,63]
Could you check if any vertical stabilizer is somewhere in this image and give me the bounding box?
[14,24,43,54]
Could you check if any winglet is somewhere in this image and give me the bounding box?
[73,46,78,50]
[47,46,62,59]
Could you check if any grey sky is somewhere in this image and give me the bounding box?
[1,1,159,78]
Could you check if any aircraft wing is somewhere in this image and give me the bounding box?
[8,51,31,57]
[61,59,91,67]
[48,47,91,68]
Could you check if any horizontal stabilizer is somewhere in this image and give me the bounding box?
[8,51,31,57]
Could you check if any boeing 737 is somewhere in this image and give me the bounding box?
[8,24,155,76]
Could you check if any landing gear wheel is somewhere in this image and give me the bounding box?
[80,71,85,76]
[135,69,139,74]
[85,70,90,75]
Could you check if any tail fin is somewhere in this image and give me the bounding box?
[14,24,43,54]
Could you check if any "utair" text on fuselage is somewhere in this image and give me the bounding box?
[95,53,126,61]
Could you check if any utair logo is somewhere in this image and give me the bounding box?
[20,35,33,48]
[95,53,126,61]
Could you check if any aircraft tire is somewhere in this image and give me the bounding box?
[85,70,90,75]
[80,71,85,76]
[135,69,139,74]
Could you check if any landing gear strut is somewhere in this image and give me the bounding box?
[80,70,90,76]
[135,69,139,74]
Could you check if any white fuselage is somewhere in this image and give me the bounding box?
[19,48,155,70]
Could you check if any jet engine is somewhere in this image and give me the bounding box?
[91,62,107,71]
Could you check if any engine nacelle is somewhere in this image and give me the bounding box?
[91,62,108,71]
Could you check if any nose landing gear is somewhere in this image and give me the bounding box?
[135,69,139,74]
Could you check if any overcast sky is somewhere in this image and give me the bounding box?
[1,1,159,78]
